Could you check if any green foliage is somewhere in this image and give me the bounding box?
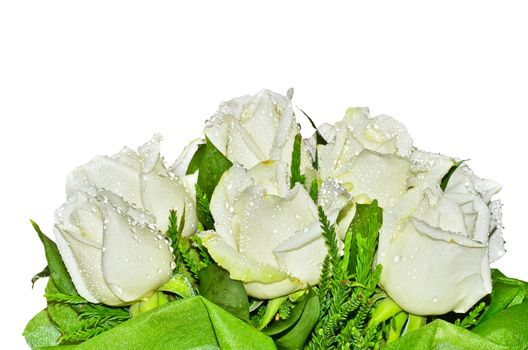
[23,309,61,349]
[385,319,507,350]
[290,133,306,188]
[185,142,206,175]
[278,298,296,321]
[273,289,320,350]
[455,302,487,329]
[472,303,528,349]
[197,137,232,210]
[480,269,528,323]
[307,201,384,349]
[61,304,130,343]
[309,178,319,203]
[38,297,276,350]
[32,265,50,287]
[198,264,250,321]
[165,210,211,286]
[196,183,215,230]
[31,220,78,295]
[440,159,466,191]
[297,107,328,169]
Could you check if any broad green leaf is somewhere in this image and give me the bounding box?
[472,302,528,349]
[203,299,276,350]
[480,269,527,322]
[198,264,250,321]
[40,297,275,350]
[197,138,233,202]
[385,319,507,350]
[23,309,61,349]
[186,142,206,175]
[274,289,320,350]
[31,220,77,296]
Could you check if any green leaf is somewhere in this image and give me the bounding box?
[31,220,77,296]
[198,264,250,321]
[274,289,320,350]
[23,309,61,349]
[196,184,215,230]
[385,319,507,350]
[472,302,528,349]
[32,265,50,288]
[440,159,466,191]
[480,269,527,322]
[39,297,275,350]
[263,294,308,336]
[349,201,383,286]
[297,107,327,169]
[290,133,305,188]
[186,142,206,175]
[197,138,233,203]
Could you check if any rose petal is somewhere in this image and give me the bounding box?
[101,199,173,303]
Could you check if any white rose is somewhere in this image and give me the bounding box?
[204,89,313,171]
[317,108,414,210]
[377,161,504,315]
[66,134,197,236]
[200,161,350,299]
[54,189,175,305]
[315,111,504,315]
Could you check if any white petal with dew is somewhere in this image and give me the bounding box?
[101,200,173,303]
[380,219,491,315]
[200,231,290,284]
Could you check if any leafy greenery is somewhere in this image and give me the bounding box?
[185,142,206,175]
[385,319,507,350]
[23,309,61,349]
[274,289,320,350]
[480,269,527,322]
[196,137,232,218]
[32,265,50,287]
[198,264,250,321]
[38,297,276,350]
[31,220,78,295]
[307,201,384,349]
[196,183,215,230]
[472,303,528,349]
[455,302,487,329]
[440,159,466,191]
[297,107,328,169]
[290,133,306,188]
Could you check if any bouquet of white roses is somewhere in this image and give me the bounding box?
[24,90,528,350]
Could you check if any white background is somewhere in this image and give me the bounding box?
[1,1,527,348]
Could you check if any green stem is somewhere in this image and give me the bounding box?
[368,297,402,327]
[386,312,408,343]
[257,296,287,330]
[401,314,427,336]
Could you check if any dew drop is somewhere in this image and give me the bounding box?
[394,255,401,263]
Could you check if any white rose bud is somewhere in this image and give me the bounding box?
[66,134,197,236]
[54,189,175,306]
[204,89,313,171]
